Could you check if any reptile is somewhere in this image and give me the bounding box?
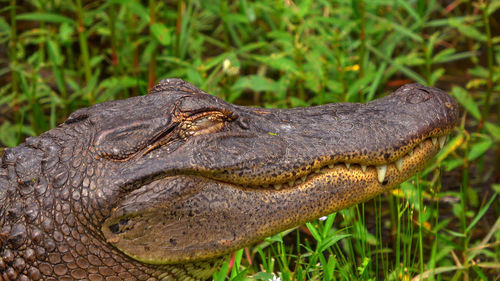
[0,78,459,280]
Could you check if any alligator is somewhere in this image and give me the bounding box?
[0,79,459,280]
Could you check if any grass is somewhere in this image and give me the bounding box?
[1,0,500,280]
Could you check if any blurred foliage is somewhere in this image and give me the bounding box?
[1,0,500,280]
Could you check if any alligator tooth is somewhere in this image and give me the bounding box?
[432,137,437,145]
[288,180,295,187]
[263,184,269,188]
[301,176,307,182]
[314,169,321,174]
[439,135,447,149]
[274,184,282,190]
[419,142,424,149]
[345,163,350,169]
[408,149,414,156]
[328,164,334,169]
[395,158,403,172]
[376,165,387,183]
[361,165,367,172]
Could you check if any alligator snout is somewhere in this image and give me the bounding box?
[100,81,459,264]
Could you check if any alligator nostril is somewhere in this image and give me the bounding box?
[406,88,432,104]
[382,179,389,185]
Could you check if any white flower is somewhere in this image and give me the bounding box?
[223,59,231,71]
[222,58,240,76]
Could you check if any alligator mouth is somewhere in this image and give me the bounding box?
[255,134,448,190]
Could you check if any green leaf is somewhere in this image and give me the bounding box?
[317,233,351,253]
[323,255,337,281]
[151,23,171,46]
[466,185,479,207]
[485,122,500,141]
[0,121,18,147]
[448,18,487,42]
[212,261,229,281]
[251,272,276,280]
[444,158,464,172]
[451,86,481,120]
[466,193,497,233]
[16,13,75,25]
[232,75,281,93]
[322,213,336,238]
[445,228,466,238]
[264,233,283,244]
[427,15,481,27]
[253,54,299,74]
[367,43,426,84]
[59,22,74,44]
[47,40,63,65]
[432,49,477,64]
[389,21,423,43]
[430,68,445,86]
[397,0,422,22]
[97,76,145,102]
[487,0,500,16]
[305,222,322,242]
[357,257,371,276]
[0,16,9,33]
[371,14,423,42]
[468,137,493,161]
[108,0,149,22]
[31,101,49,134]
[468,66,489,79]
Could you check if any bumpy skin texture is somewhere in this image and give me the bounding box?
[0,79,459,280]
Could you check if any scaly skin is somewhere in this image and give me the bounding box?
[0,79,459,280]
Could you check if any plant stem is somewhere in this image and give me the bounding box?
[109,5,120,76]
[9,0,18,110]
[479,1,493,130]
[75,0,93,103]
[148,0,157,90]
[396,197,402,276]
[128,9,139,96]
[461,129,470,278]
[334,29,346,102]
[357,0,366,102]
[417,174,424,274]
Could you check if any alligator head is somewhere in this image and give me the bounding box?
[0,79,458,280]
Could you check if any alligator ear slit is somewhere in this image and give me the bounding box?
[149,78,203,95]
[64,113,89,124]
[109,223,120,234]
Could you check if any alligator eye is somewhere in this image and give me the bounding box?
[192,115,221,129]
[180,111,230,137]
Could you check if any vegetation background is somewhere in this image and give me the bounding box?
[1,0,499,280]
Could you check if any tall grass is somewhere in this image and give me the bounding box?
[1,0,499,280]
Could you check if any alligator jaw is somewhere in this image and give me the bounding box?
[102,133,444,264]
